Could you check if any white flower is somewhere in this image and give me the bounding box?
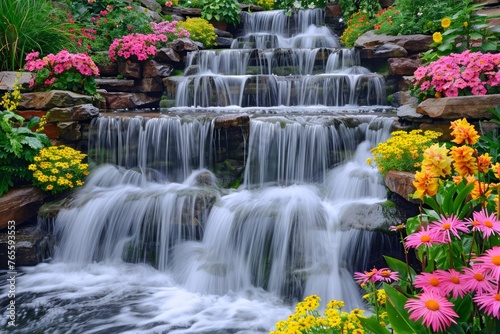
[308,3,315,8]
[293,0,301,8]
[417,12,423,17]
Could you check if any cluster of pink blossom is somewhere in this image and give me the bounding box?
[401,209,500,331]
[108,33,168,62]
[25,50,99,87]
[354,267,399,285]
[412,50,500,100]
[150,21,190,39]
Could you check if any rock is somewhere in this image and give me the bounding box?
[162,76,183,99]
[355,31,433,55]
[143,59,174,77]
[97,62,118,77]
[118,61,142,79]
[72,104,100,121]
[167,38,200,52]
[388,57,422,75]
[325,3,342,17]
[215,29,233,38]
[168,6,202,17]
[96,78,135,92]
[416,94,500,119]
[391,91,418,108]
[100,92,162,109]
[383,170,419,203]
[0,71,33,90]
[138,0,161,12]
[58,121,82,141]
[214,114,250,129]
[0,224,53,267]
[132,3,162,22]
[0,187,48,230]
[397,104,423,120]
[373,43,408,58]
[18,90,95,110]
[155,48,181,62]
[135,78,163,92]
[216,37,234,48]
[338,202,403,231]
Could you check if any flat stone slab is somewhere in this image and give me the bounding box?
[416,94,500,119]
[0,187,48,230]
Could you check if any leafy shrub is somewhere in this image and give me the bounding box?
[29,146,89,194]
[178,18,218,48]
[178,0,204,8]
[0,0,79,71]
[411,51,500,103]
[24,50,100,96]
[368,129,442,175]
[340,10,372,48]
[150,20,191,41]
[109,33,168,62]
[200,0,241,27]
[338,0,380,21]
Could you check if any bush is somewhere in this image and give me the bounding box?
[411,51,500,103]
[340,10,372,48]
[178,18,218,48]
[24,50,100,96]
[368,129,442,175]
[108,33,168,62]
[29,146,89,194]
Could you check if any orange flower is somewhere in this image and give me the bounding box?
[492,162,500,179]
[413,169,439,200]
[450,118,479,145]
[422,143,452,177]
[450,146,477,176]
[477,153,492,174]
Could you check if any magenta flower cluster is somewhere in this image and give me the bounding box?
[24,50,100,95]
[25,50,99,83]
[108,33,168,62]
[412,50,500,102]
[150,20,190,40]
[402,209,500,332]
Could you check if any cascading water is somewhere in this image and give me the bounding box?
[1,9,397,334]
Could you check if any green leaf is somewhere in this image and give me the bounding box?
[358,316,391,334]
[21,136,44,150]
[454,294,473,323]
[384,284,426,334]
[384,256,417,287]
[0,173,14,196]
[453,182,474,218]
[26,116,41,129]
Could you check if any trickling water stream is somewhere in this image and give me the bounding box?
[1,9,397,334]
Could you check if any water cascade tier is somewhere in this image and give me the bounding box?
[0,9,398,334]
[173,9,387,111]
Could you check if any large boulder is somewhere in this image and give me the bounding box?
[355,31,433,58]
[18,90,95,110]
[0,187,48,230]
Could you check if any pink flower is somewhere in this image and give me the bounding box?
[465,208,500,240]
[430,214,469,242]
[462,264,495,294]
[414,271,446,295]
[165,1,173,7]
[405,291,458,332]
[44,77,56,85]
[405,226,445,248]
[473,285,500,318]
[474,246,500,280]
[435,269,468,299]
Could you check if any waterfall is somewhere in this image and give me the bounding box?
[1,9,398,334]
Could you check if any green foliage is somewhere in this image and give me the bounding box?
[0,0,78,71]
[178,18,218,48]
[200,0,241,27]
[338,0,380,21]
[420,0,500,63]
[273,0,326,10]
[340,10,373,48]
[0,110,50,196]
[178,0,204,8]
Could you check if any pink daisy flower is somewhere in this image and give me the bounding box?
[435,269,468,299]
[405,291,458,332]
[430,214,469,242]
[405,226,445,248]
[465,208,500,240]
[462,264,495,294]
[376,268,399,283]
[414,271,446,295]
[473,285,500,319]
[474,246,500,280]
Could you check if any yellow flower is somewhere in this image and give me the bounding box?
[413,168,439,199]
[450,146,477,177]
[28,164,37,171]
[463,21,468,27]
[450,118,479,145]
[432,32,443,43]
[441,17,451,29]
[46,184,54,191]
[421,143,452,177]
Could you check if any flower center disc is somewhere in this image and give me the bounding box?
[425,299,440,311]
